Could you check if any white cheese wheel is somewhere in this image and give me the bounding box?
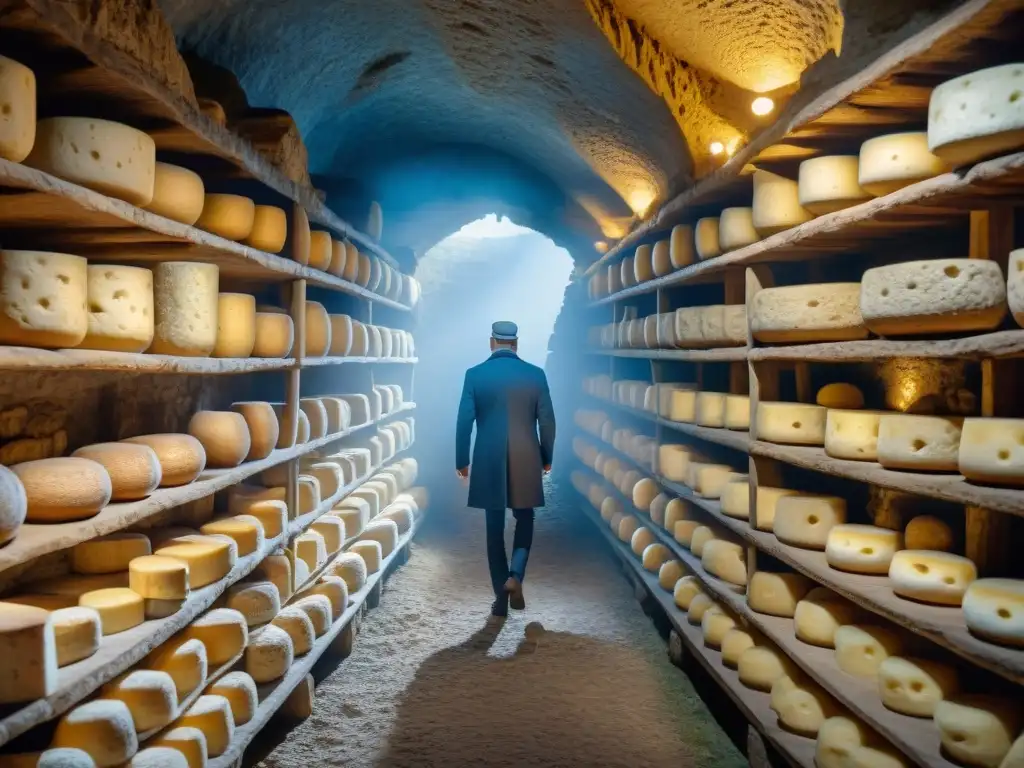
[0,55,35,163]
[308,231,332,271]
[271,605,314,655]
[79,587,144,635]
[188,411,250,468]
[959,418,1024,485]
[350,540,382,574]
[825,524,902,575]
[245,623,293,683]
[815,716,907,768]
[104,668,177,732]
[701,606,737,648]
[798,155,869,214]
[934,695,1023,768]
[26,117,156,205]
[123,434,205,487]
[721,628,757,668]
[51,606,100,666]
[24,749,98,768]
[770,674,839,737]
[751,283,867,343]
[359,519,399,557]
[824,409,884,461]
[724,395,750,430]
[129,555,188,599]
[71,443,161,501]
[331,552,368,593]
[817,383,865,410]
[748,571,813,617]
[834,624,906,679]
[774,495,846,550]
[672,575,704,611]
[145,163,205,225]
[686,593,716,624]
[52,700,138,767]
[752,170,813,236]
[861,259,1006,335]
[195,194,255,241]
[177,695,234,757]
[963,578,1024,647]
[149,262,219,356]
[304,301,331,357]
[858,132,947,196]
[154,538,234,588]
[293,594,332,636]
[694,217,721,260]
[756,401,827,445]
[719,207,759,252]
[211,293,256,358]
[0,250,89,349]
[878,656,959,717]
[79,264,155,353]
[927,64,1024,167]
[753,487,801,532]
[149,727,207,768]
[14,457,112,523]
[253,311,293,358]
[207,671,258,725]
[244,205,287,254]
[295,531,327,575]
[633,245,654,283]
[0,603,57,703]
[738,645,795,692]
[903,515,954,552]
[794,588,861,648]
[889,549,976,605]
[0,465,27,547]
[876,414,962,471]
[702,539,747,586]
[184,608,248,666]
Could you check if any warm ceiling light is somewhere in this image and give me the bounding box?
[595,241,608,253]
[751,96,774,116]
[709,141,725,155]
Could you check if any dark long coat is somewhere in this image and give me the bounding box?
[455,349,556,510]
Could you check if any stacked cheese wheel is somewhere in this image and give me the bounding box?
[591,304,748,350]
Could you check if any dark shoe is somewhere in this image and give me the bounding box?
[491,597,509,618]
[505,576,526,610]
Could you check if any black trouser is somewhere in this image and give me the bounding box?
[485,508,534,598]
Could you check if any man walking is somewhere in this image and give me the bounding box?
[456,321,556,617]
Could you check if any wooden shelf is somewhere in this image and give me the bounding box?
[0,159,410,308]
[588,396,751,453]
[748,330,1024,362]
[0,347,293,375]
[585,347,749,362]
[751,441,1024,518]
[588,151,1024,306]
[302,356,419,367]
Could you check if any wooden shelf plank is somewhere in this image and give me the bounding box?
[0,347,294,375]
[587,396,751,453]
[751,441,1024,517]
[302,356,419,368]
[584,347,749,362]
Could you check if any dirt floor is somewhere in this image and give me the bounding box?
[251,476,746,768]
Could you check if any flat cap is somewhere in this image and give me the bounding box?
[491,321,518,340]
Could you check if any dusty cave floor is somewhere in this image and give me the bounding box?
[250,476,746,768]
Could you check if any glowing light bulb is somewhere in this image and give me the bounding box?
[709,141,725,156]
[751,97,774,116]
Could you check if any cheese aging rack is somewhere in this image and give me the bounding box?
[570,2,1024,767]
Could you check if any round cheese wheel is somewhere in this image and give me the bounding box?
[858,131,946,196]
[0,465,27,546]
[129,554,188,599]
[825,524,903,575]
[195,194,255,241]
[962,578,1024,647]
[631,478,659,510]
[14,457,111,522]
[889,550,976,606]
[149,262,219,357]
[877,656,959,717]
[718,207,759,252]
[304,301,331,357]
[658,560,685,592]
[701,606,737,649]
[69,532,151,574]
[80,264,156,353]
[356,252,372,287]
[103,668,177,732]
[79,587,144,635]
[0,55,36,163]
[752,169,812,236]
[616,514,639,544]
[328,239,347,277]
[148,636,208,699]
[145,163,205,225]
[253,311,293,358]
[770,674,838,737]
[350,540,382,574]
[686,593,716,625]
[798,155,869,214]
[331,552,368,593]
[701,539,747,586]
[245,205,288,253]
[0,250,89,349]
[177,694,234,757]
[271,605,315,655]
[52,606,101,667]
[933,695,1022,768]
[71,442,161,501]
[630,526,656,557]
[226,581,281,627]
[737,645,795,692]
[308,231,332,271]
[721,628,758,669]
[774,495,847,550]
[183,607,248,666]
[673,575,704,611]
[207,671,258,726]
[122,434,206,486]
[212,293,256,358]
[794,588,860,648]
[149,727,207,768]
[188,411,251,468]
[329,314,353,356]
[816,382,864,410]
[748,571,814,617]
[230,402,279,461]
[52,699,138,766]
[834,624,906,679]
[903,515,954,552]
[311,575,349,620]
[129,747,190,767]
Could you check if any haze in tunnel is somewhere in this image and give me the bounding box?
[412,214,574,510]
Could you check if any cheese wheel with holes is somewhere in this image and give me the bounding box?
[122,434,205,487]
[0,55,35,163]
[702,540,747,585]
[825,409,884,461]
[752,281,868,343]
[825,524,902,575]
[270,605,314,655]
[642,543,671,573]
[207,671,257,726]
[748,571,814,617]
[753,486,801,532]
[774,495,846,550]
[701,606,736,648]
[211,293,256,358]
[80,264,155,353]
[51,606,101,666]
[129,555,188,600]
[694,217,720,260]
[752,170,812,236]
[79,588,144,635]
[195,194,254,241]
[149,262,219,356]
[719,208,759,251]
[890,550,976,605]
[963,578,1024,647]
[154,537,234,588]
[771,674,839,737]
[0,603,57,703]
[934,695,1023,768]
[308,231,332,271]
[253,311,293,358]
[861,259,1006,335]
[177,695,233,757]
[877,414,963,471]
[795,588,861,648]
[26,117,156,205]
[859,132,947,196]
[798,155,869,214]
[145,163,205,225]
[928,64,1024,167]
[71,442,161,501]
[244,205,287,253]
[721,628,757,669]
[188,411,250,469]
[673,576,704,611]
[0,250,89,349]
[304,301,331,357]
[834,624,906,679]
[14,457,112,522]
[52,699,138,767]
[878,656,959,717]
[104,669,177,732]
[959,418,1024,485]
[738,645,795,692]
[757,401,827,445]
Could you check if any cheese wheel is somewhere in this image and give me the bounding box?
[311,575,349,620]
[271,605,315,655]
[659,444,697,481]
[890,550,976,605]
[255,554,293,605]
[686,593,716,624]
[52,700,138,767]
[752,283,867,343]
[177,695,233,757]
[303,301,331,357]
[311,516,345,554]
[934,695,1023,768]
[79,588,144,635]
[0,603,57,703]
[356,252,372,287]
[200,515,263,556]
[227,401,278,461]
[14,457,111,522]
[662,224,693,269]
[129,555,189,600]
[51,606,101,666]
[188,411,250,469]
[824,409,884,461]
[650,240,672,277]
[754,486,801,532]
[0,55,35,163]
[927,64,1024,167]
[253,311,293,358]
[328,240,348,277]
[1001,735,1024,768]
[145,163,205,225]
[738,645,795,692]
[694,392,726,427]
[71,443,161,501]
[331,552,368,593]
[878,656,959,717]
[359,519,399,557]
[876,414,962,471]
[649,493,670,526]
[672,575,704,611]
[1011,248,1024,327]
[718,207,758,252]
[817,383,864,410]
[752,170,812,236]
[748,571,813,617]
[640,542,670,573]
[719,480,750,521]
[149,262,219,356]
[794,588,861,648]
[211,293,256,358]
[104,668,177,732]
[147,636,209,702]
[798,155,869,214]
[26,117,156,205]
[694,217,720,260]
[327,314,354,357]
[295,530,328,575]
[195,194,255,241]
[0,250,89,349]
[154,538,234,588]
[122,434,205,487]
[149,727,207,768]
[79,264,155,353]
[181,608,247,667]
[294,594,333,636]
[770,674,839,737]
[308,231,332,271]
[756,401,827,445]
[69,532,151,575]
[721,628,757,669]
[859,132,947,196]
[903,515,954,552]
[774,495,846,550]
[227,581,280,627]
[207,671,257,725]
[960,418,1024,485]
[693,466,744,500]
[633,245,654,283]
[632,478,659,510]
[701,606,737,648]
[963,578,1024,647]
[244,205,287,253]
[815,716,907,768]
[723,395,749,430]
[658,560,685,592]
[617,515,639,544]
[0,465,27,547]
[861,259,1006,335]
[825,524,903,575]
[834,624,906,678]
[620,257,635,288]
